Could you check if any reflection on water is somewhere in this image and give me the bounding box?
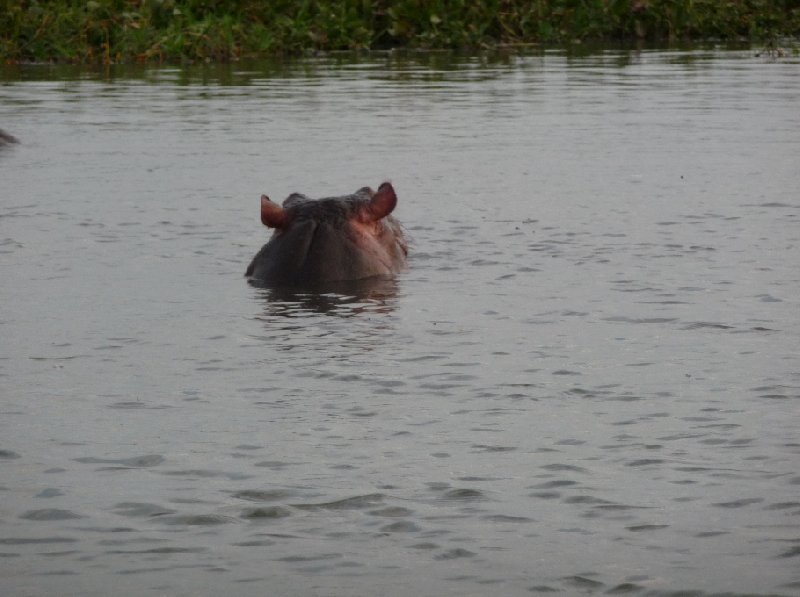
[1,48,799,597]
[251,276,400,317]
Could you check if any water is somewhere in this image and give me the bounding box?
[1,48,799,596]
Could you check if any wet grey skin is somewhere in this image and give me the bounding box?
[246,182,408,286]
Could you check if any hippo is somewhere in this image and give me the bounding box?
[0,129,18,144]
[246,182,407,286]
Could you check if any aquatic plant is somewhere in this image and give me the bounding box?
[1,0,798,63]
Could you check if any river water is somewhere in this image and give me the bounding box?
[1,48,798,597]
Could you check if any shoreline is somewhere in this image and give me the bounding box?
[2,1,798,64]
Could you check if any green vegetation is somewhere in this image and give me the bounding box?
[2,0,799,63]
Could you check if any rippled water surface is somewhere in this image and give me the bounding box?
[1,49,799,596]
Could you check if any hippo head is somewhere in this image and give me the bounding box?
[246,182,407,286]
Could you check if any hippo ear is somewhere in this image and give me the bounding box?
[363,182,397,222]
[261,195,287,228]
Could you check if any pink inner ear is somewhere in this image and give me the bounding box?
[261,195,286,228]
[365,182,397,222]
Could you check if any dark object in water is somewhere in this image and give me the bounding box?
[0,129,19,144]
[246,182,407,286]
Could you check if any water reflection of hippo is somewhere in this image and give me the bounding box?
[246,182,408,286]
[257,276,400,316]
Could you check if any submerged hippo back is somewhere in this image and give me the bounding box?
[246,183,407,286]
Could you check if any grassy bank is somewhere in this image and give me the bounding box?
[2,0,799,63]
